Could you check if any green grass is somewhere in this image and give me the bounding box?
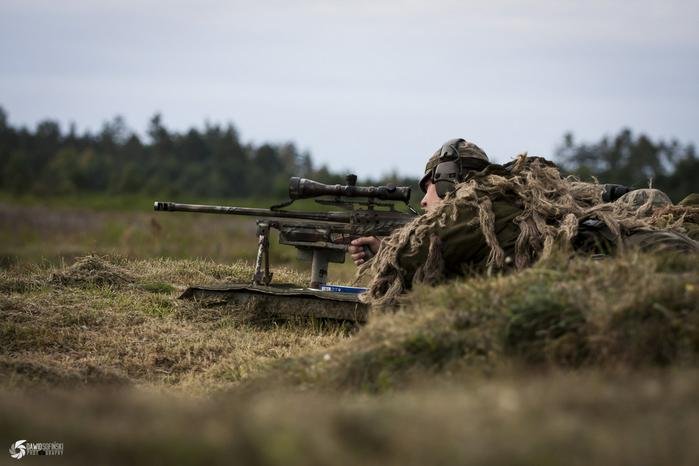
[0,192,284,211]
[0,193,375,283]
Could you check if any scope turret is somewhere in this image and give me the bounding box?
[288,177,411,204]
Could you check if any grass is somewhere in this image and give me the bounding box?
[0,256,349,393]
[0,192,285,211]
[258,252,698,393]
[1,196,698,464]
[2,370,698,466]
[0,252,698,464]
[0,194,362,282]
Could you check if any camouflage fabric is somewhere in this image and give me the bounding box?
[622,229,698,253]
[359,155,698,306]
[382,199,523,285]
[645,193,699,242]
[611,188,699,243]
[613,189,672,217]
[423,140,489,173]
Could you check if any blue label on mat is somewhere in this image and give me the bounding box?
[320,285,368,294]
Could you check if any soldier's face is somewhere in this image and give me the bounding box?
[420,180,442,212]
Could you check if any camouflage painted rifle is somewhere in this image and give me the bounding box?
[154,175,418,289]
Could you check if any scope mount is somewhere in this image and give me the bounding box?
[315,197,398,211]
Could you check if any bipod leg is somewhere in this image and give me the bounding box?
[310,250,330,289]
[253,222,273,285]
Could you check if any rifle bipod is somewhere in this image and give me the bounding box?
[252,222,273,286]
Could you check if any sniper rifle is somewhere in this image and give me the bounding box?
[154,175,418,289]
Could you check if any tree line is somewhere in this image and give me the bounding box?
[0,107,369,200]
[555,129,698,202]
[0,105,696,202]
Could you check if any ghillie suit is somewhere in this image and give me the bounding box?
[645,192,699,242]
[358,155,698,306]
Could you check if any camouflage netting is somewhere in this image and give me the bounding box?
[647,200,699,242]
[358,155,698,306]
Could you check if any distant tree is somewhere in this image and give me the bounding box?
[0,106,10,176]
[556,129,698,202]
[0,106,7,132]
[207,123,247,197]
[38,148,82,194]
[298,151,313,177]
[100,116,130,146]
[33,120,62,169]
[1,150,33,194]
[179,129,210,164]
[656,146,699,201]
[147,113,173,156]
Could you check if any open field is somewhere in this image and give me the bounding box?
[0,196,359,282]
[2,195,699,465]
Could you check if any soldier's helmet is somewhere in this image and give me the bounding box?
[420,138,490,197]
[614,188,673,216]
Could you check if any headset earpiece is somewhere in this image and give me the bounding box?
[433,139,465,198]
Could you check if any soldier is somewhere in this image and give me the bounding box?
[352,138,698,305]
[349,139,490,265]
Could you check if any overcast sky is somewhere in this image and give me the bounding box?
[1,0,698,178]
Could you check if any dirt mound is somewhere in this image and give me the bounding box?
[50,255,135,287]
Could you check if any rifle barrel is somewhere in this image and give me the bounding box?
[154,201,354,223]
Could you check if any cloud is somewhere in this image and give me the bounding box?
[1,0,697,177]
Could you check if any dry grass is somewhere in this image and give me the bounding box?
[1,227,698,464]
[0,256,352,394]
[254,252,696,393]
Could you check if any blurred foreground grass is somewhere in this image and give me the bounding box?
[1,250,698,465]
[2,371,697,466]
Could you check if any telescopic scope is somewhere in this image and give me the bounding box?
[288,177,411,203]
